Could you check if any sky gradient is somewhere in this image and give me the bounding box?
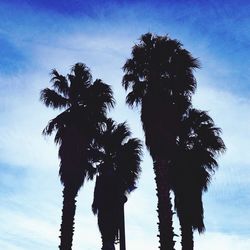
[0,0,250,249]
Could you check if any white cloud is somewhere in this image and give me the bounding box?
[194,232,250,250]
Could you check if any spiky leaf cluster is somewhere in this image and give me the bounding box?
[40,63,114,188]
[122,33,200,160]
[92,118,143,215]
[172,108,226,232]
[122,33,200,107]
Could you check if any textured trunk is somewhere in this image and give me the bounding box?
[99,209,117,250]
[154,159,175,250]
[102,241,115,250]
[180,219,193,250]
[119,203,126,250]
[59,186,77,250]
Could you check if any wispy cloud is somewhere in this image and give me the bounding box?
[195,232,250,250]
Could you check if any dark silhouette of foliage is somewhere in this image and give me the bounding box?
[92,119,142,250]
[40,63,114,250]
[171,109,225,249]
[122,33,199,250]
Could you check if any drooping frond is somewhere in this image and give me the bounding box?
[50,69,69,97]
[185,109,226,156]
[54,127,64,145]
[172,107,225,236]
[90,79,115,114]
[127,79,145,107]
[118,138,143,192]
[126,91,141,107]
[43,118,59,136]
[40,88,69,109]
[42,111,69,137]
[122,70,138,90]
[113,122,131,145]
[172,149,206,234]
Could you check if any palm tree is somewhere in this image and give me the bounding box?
[122,33,200,250]
[92,119,142,250]
[171,109,225,249]
[40,63,114,250]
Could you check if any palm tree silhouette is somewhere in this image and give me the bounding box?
[122,33,199,250]
[92,119,142,250]
[171,109,225,250]
[40,63,114,250]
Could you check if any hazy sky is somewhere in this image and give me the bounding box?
[0,0,250,249]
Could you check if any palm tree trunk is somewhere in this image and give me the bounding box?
[119,203,126,250]
[154,159,175,250]
[98,209,117,250]
[180,219,193,250]
[59,186,77,250]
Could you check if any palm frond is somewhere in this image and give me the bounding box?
[71,62,92,87]
[119,138,142,191]
[42,111,69,136]
[54,127,66,145]
[122,59,137,79]
[122,73,137,89]
[91,79,115,111]
[40,88,69,109]
[113,122,131,144]
[126,91,141,107]
[50,69,69,97]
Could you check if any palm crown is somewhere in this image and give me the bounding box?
[40,63,114,250]
[122,33,199,107]
[40,63,114,187]
[92,118,142,250]
[92,118,142,214]
[172,109,226,233]
[123,33,200,159]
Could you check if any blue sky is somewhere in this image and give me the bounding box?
[0,0,250,249]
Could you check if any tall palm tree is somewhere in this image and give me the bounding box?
[122,33,199,250]
[171,109,225,249]
[92,119,142,250]
[40,63,114,250]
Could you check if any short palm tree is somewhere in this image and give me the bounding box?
[92,119,142,250]
[122,33,199,250]
[171,109,225,249]
[40,63,114,250]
